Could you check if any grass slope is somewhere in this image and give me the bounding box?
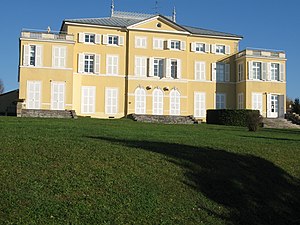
[0,117,300,225]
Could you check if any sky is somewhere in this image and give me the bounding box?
[0,0,299,99]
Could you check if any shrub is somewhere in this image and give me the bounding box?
[206,109,261,127]
[247,111,263,132]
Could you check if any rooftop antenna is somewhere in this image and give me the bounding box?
[111,0,115,17]
[154,0,159,14]
[172,6,176,22]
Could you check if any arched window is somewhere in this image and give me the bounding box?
[135,87,146,114]
[153,88,163,115]
[170,89,180,115]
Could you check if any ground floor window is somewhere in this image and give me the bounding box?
[252,93,263,114]
[194,92,206,117]
[81,86,95,114]
[170,89,180,115]
[216,93,226,109]
[153,88,163,115]
[105,88,118,115]
[135,87,146,114]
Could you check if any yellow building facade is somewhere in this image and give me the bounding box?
[18,11,286,119]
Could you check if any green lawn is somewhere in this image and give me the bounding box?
[0,117,300,225]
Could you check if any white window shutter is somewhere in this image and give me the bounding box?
[36,45,42,67]
[200,62,206,80]
[267,94,271,117]
[212,63,216,81]
[205,44,210,53]
[134,57,139,76]
[52,47,56,67]
[225,45,231,55]
[166,59,171,78]
[78,53,84,73]
[95,34,101,44]
[167,40,171,49]
[211,44,216,54]
[181,41,186,51]
[119,36,124,46]
[267,63,271,80]
[23,45,30,66]
[94,54,100,74]
[248,61,253,80]
[191,42,196,52]
[177,59,182,79]
[195,62,200,80]
[102,35,108,45]
[225,64,230,82]
[141,57,147,77]
[62,47,67,68]
[262,62,267,80]
[279,63,285,81]
[149,58,154,77]
[78,33,85,43]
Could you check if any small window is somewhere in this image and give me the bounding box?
[253,62,261,80]
[85,34,95,43]
[84,55,95,73]
[270,63,279,81]
[108,35,119,45]
[30,45,36,66]
[216,45,225,54]
[170,40,180,50]
[153,58,164,78]
[153,38,164,50]
[195,43,205,52]
[135,36,147,48]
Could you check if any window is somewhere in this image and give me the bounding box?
[195,61,206,81]
[216,45,225,54]
[85,34,95,43]
[170,40,180,50]
[108,35,119,45]
[153,58,164,78]
[27,81,41,109]
[216,63,225,82]
[52,46,66,68]
[253,62,261,80]
[153,38,164,50]
[135,57,147,77]
[23,45,42,67]
[237,93,244,109]
[170,89,180,115]
[84,55,95,73]
[78,53,100,74]
[105,88,118,115]
[135,87,146,114]
[238,63,244,81]
[195,43,205,52]
[81,86,95,114]
[252,93,263,114]
[135,36,147,48]
[171,60,178,79]
[194,92,206,117]
[216,93,226,109]
[270,63,279,81]
[106,55,119,75]
[153,89,163,115]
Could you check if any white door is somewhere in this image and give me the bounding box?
[170,89,180,115]
[27,81,41,109]
[252,93,263,115]
[51,82,65,110]
[269,94,279,118]
[81,86,96,114]
[153,89,163,115]
[194,92,206,118]
[135,88,146,114]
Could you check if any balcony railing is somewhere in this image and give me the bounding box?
[236,48,286,59]
[21,29,74,42]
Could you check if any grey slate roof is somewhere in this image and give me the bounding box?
[64,11,242,39]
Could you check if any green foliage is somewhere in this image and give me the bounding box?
[247,111,263,132]
[292,98,300,114]
[206,109,261,127]
[0,117,300,225]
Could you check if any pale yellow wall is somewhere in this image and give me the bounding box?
[132,17,184,32]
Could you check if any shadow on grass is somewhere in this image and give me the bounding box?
[87,136,300,225]
[239,135,300,142]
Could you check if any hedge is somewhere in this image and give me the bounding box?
[206,109,260,127]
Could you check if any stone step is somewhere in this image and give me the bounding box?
[263,118,300,129]
[21,109,77,119]
[129,114,197,124]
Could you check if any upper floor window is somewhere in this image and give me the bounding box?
[135,56,147,77]
[216,45,225,54]
[78,33,100,44]
[153,58,164,78]
[167,40,186,51]
[23,44,42,67]
[170,60,178,79]
[85,34,95,43]
[238,63,244,81]
[195,61,206,81]
[135,36,147,48]
[102,35,124,46]
[270,63,279,81]
[52,46,66,68]
[170,40,180,50]
[153,38,164,50]
[78,53,100,74]
[106,55,119,75]
[216,63,225,82]
[252,62,261,80]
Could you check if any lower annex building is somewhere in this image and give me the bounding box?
[18,9,286,120]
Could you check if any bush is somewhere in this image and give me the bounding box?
[247,111,263,132]
[206,109,261,127]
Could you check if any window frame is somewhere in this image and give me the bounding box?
[108,35,119,45]
[106,55,119,75]
[216,93,226,109]
[153,38,164,50]
[135,36,147,49]
[84,54,95,74]
[216,45,226,54]
[84,33,95,44]
[169,89,180,116]
[252,62,261,80]
[216,63,225,82]
[170,40,181,50]
[153,58,164,78]
[270,63,279,81]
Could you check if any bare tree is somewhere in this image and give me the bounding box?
[0,79,4,94]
